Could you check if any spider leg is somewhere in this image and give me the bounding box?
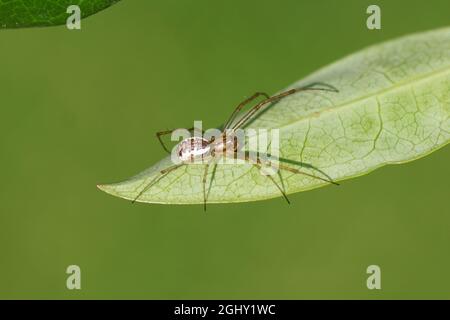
[132,163,185,203]
[231,83,339,130]
[156,127,194,154]
[223,92,270,130]
[202,157,220,211]
[252,163,290,204]
[277,169,287,195]
[202,162,211,212]
[207,162,218,200]
[275,162,339,186]
[225,151,292,203]
[240,152,339,186]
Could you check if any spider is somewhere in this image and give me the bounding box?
[133,82,340,210]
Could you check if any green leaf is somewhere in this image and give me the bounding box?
[0,0,120,28]
[98,27,450,204]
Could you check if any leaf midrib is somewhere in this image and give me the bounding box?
[275,64,450,131]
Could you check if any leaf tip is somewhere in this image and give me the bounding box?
[97,183,113,195]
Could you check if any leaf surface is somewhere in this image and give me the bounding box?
[99,27,450,204]
[0,0,120,28]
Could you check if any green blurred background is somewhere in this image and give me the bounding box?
[0,0,449,299]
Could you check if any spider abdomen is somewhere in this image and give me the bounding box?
[176,137,211,162]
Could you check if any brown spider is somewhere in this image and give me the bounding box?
[134,82,339,210]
